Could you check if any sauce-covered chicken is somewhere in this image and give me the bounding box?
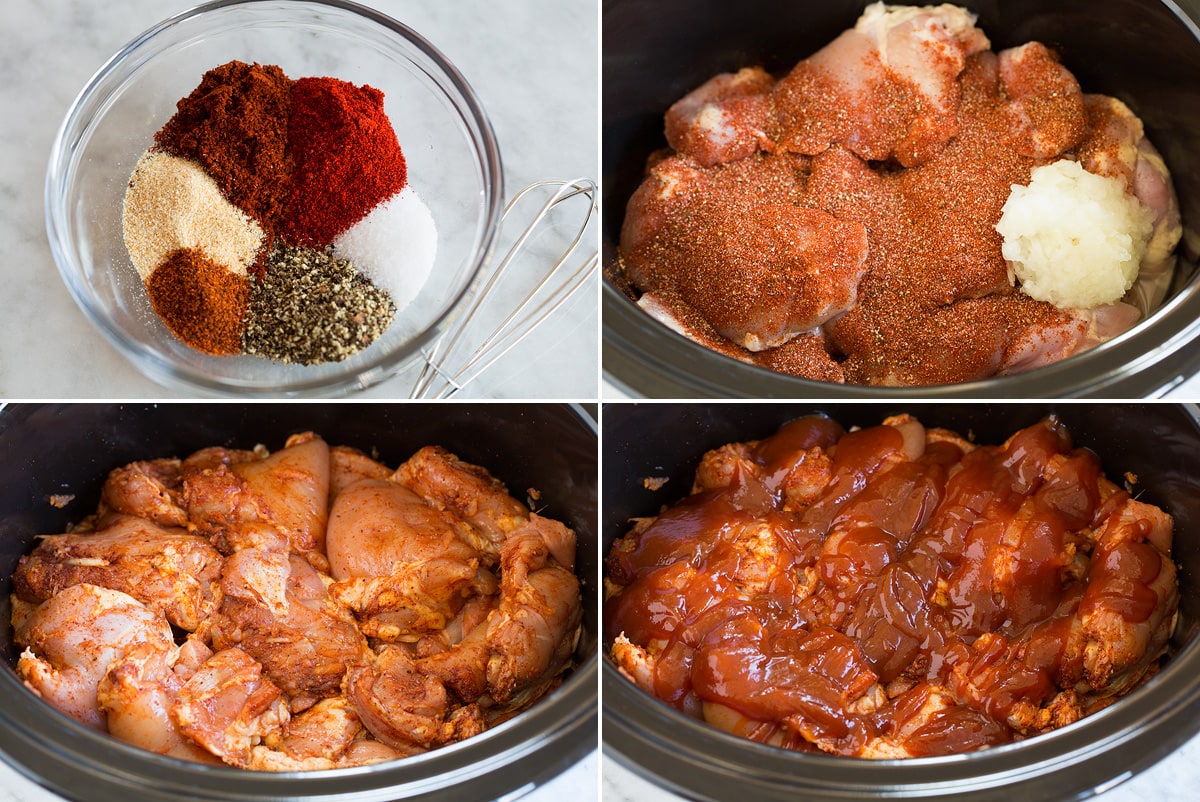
[10,434,582,771]
[619,3,1181,386]
[604,415,1178,756]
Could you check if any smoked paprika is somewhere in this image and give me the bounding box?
[154,61,294,237]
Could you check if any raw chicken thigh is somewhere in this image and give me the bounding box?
[9,433,582,772]
[774,2,989,166]
[618,2,1182,386]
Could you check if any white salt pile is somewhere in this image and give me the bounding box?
[332,186,438,313]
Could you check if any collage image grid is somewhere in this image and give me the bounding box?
[3,1,1200,802]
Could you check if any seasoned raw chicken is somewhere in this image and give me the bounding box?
[185,432,330,564]
[97,638,220,763]
[395,446,530,561]
[665,67,776,167]
[486,515,582,704]
[998,42,1087,159]
[415,603,495,703]
[15,584,174,730]
[99,459,187,528]
[329,445,391,502]
[246,696,396,771]
[621,152,869,352]
[637,288,851,382]
[8,432,582,772]
[171,647,290,768]
[345,645,486,753]
[775,3,989,166]
[999,303,1141,375]
[209,549,368,704]
[618,3,1180,386]
[13,514,222,631]
[326,478,497,641]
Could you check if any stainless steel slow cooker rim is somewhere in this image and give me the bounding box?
[603,274,1200,398]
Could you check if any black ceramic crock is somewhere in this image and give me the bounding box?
[602,0,1200,397]
[0,403,597,802]
[602,402,1200,800]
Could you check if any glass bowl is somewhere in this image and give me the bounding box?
[45,0,503,396]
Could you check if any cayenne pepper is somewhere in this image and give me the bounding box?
[282,77,409,247]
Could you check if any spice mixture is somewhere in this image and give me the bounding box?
[122,60,439,362]
[619,3,1182,386]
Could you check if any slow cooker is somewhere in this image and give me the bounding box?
[602,0,1200,397]
[0,403,597,802]
[603,402,1200,800]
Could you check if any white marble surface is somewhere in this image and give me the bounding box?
[0,0,598,399]
[603,732,1200,802]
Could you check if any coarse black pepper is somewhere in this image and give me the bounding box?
[242,242,395,365]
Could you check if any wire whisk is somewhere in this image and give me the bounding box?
[409,178,598,399]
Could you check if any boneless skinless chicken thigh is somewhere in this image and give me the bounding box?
[620,3,1182,386]
[10,434,582,771]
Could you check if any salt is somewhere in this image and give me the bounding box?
[332,186,438,313]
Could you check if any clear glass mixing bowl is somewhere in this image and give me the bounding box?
[45,0,503,396]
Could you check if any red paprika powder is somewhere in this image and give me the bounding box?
[282,76,409,247]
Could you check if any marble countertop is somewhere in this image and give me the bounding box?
[0,0,597,399]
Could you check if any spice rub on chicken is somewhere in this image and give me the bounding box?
[618,3,1182,386]
[10,433,582,771]
[604,414,1179,757]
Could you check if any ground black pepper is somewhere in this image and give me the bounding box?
[242,242,396,365]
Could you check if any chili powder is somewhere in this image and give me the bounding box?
[282,76,408,247]
[146,248,250,355]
